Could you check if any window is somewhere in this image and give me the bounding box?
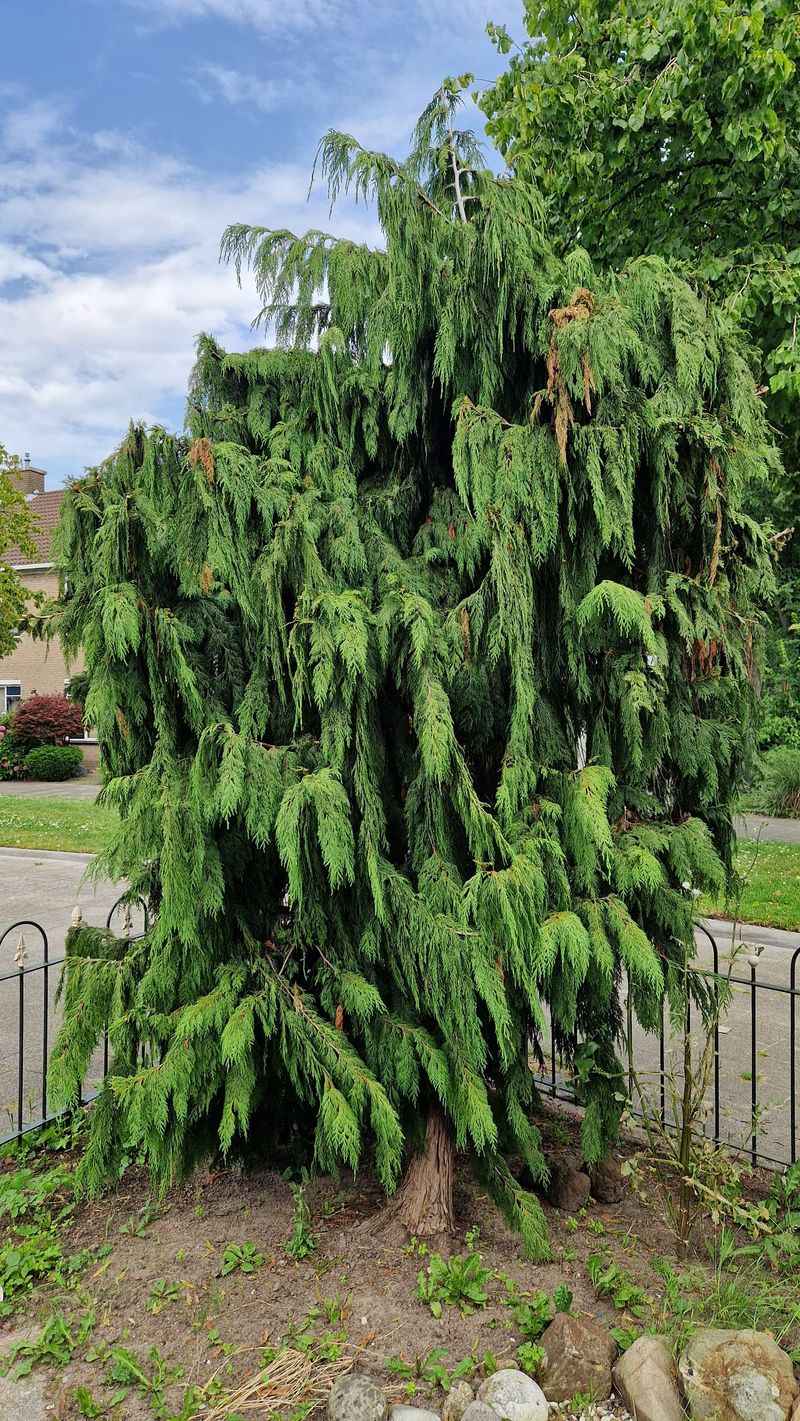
[0,683,22,714]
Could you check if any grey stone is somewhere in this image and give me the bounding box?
[538,1312,617,1403]
[731,1372,792,1420]
[613,1335,683,1421]
[477,1368,548,1421]
[0,1371,49,1421]
[589,1155,626,1204]
[329,1373,389,1421]
[678,1328,798,1421]
[461,1404,502,1421]
[389,1408,439,1421]
[442,1380,474,1421]
[546,1157,591,1212]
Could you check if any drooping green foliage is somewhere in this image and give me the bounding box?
[50,80,777,1253]
[482,1,800,452]
[480,0,800,743]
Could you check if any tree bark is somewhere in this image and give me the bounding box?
[389,1105,455,1238]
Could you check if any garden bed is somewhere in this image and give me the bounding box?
[1,1106,797,1421]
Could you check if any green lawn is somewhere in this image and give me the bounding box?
[700,838,800,932]
[0,796,118,854]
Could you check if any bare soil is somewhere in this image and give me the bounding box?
[0,1104,780,1420]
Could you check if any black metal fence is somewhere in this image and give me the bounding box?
[0,897,147,1147]
[1,911,798,1168]
[538,923,800,1171]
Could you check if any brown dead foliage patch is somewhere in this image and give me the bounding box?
[534,288,596,464]
[187,437,215,483]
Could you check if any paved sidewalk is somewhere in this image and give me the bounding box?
[0,778,101,800]
[631,914,800,1166]
[700,914,800,961]
[735,812,800,844]
[0,850,129,1137]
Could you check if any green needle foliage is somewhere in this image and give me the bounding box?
[50,79,777,1255]
[481,1,800,459]
[480,0,800,741]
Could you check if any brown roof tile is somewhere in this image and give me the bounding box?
[4,490,66,566]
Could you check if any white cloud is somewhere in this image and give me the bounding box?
[0,104,377,482]
[0,0,521,483]
[190,64,296,113]
[131,0,523,37]
[2,98,68,153]
[0,244,57,287]
[129,0,339,33]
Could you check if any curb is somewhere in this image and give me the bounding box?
[0,846,96,864]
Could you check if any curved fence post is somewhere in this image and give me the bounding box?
[101,896,150,1076]
[105,895,150,935]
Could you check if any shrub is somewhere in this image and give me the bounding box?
[0,727,26,781]
[24,745,83,782]
[758,748,800,817]
[11,694,84,747]
[757,712,800,753]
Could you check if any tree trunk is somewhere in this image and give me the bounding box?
[390,1105,455,1238]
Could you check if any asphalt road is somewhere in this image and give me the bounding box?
[0,848,798,1166]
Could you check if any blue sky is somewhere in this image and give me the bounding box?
[1,0,522,486]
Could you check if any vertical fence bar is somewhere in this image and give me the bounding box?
[712,935,721,1144]
[750,954,759,1167]
[659,1000,666,1126]
[42,927,50,1123]
[791,948,799,1164]
[100,896,147,1083]
[15,926,29,1137]
[72,905,84,1107]
[627,987,634,1105]
[101,898,135,1079]
[17,955,24,1136]
[694,921,722,1144]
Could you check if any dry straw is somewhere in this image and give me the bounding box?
[195,1343,354,1419]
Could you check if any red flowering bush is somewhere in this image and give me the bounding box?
[11,693,84,747]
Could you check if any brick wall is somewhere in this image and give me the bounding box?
[0,569,83,699]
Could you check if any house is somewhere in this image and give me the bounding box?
[0,457,77,715]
